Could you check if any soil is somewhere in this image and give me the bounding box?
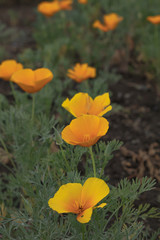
[0,6,36,59]
[106,73,160,232]
[0,5,160,236]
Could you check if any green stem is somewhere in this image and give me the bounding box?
[103,205,121,231]
[0,136,8,153]
[84,80,90,93]
[10,81,17,104]
[155,25,159,44]
[59,145,71,172]
[100,167,104,178]
[31,94,36,124]
[99,158,108,178]
[155,25,160,76]
[0,136,16,169]
[89,146,96,177]
[82,224,86,240]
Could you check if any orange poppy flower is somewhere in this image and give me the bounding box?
[11,68,53,93]
[58,0,72,10]
[37,1,61,17]
[147,15,160,24]
[0,60,23,81]
[78,0,87,4]
[61,115,109,147]
[48,177,110,223]
[67,63,96,83]
[93,13,123,32]
[62,92,112,117]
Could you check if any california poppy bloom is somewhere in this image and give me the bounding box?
[61,115,109,147]
[11,68,53,93]
[93,13,123,32]
[78,0,87,4]
[62,92,112,117]
[147,15,160,24]
[37,1,61,17]
[48,177,110,223]
[0,60,23,81]
[67,63,96,83]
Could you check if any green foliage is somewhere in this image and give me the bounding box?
[93,140,123,177]
[0,109,159,239]
[0,0,160,239]
[0,22,16,44]
[18,0,160,82]
[0,171,158,239]
[0,21,15,61]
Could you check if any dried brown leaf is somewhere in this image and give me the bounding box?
[0,147,12,165]
[50,141,59,153]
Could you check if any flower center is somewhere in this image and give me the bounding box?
[83,134,90,142]
[78,205,84,214]
[73,201,84,214]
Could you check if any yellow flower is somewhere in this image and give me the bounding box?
[37,0,72,16]
[61,114,109,147]
[67,63,96,83]
[48,177,109,223]
[78,0,87,4]
[0,59,23,81]
[93,13,123,32]
[37,1,61,17]
[11,68,53,93]
[62,92,112,117]
[147,15,160,24]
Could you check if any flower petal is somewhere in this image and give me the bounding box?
[67,63,96,82]
[61,125,81,145]
[87,67,96,78]
[0,60,23,81]
[38,1,61,17]
[104,13,123,30]
[81,178,110,209]
[35,68,53,83]
[94,203,107,209]
[93,20,109,32]
[70,115,101,139]
[147,16,160,24]
[89,93,112,116]
[59,0,72,10]
[97,116,109,136]
[11,68,53,93]
[77,207,93,223]
[48,183,82,214]
[62,93,93,117]
[34,68,53,91]
[62,115,109,147]
[98,105,112,117]
[11,69,35,93]
[11,69,34,85]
